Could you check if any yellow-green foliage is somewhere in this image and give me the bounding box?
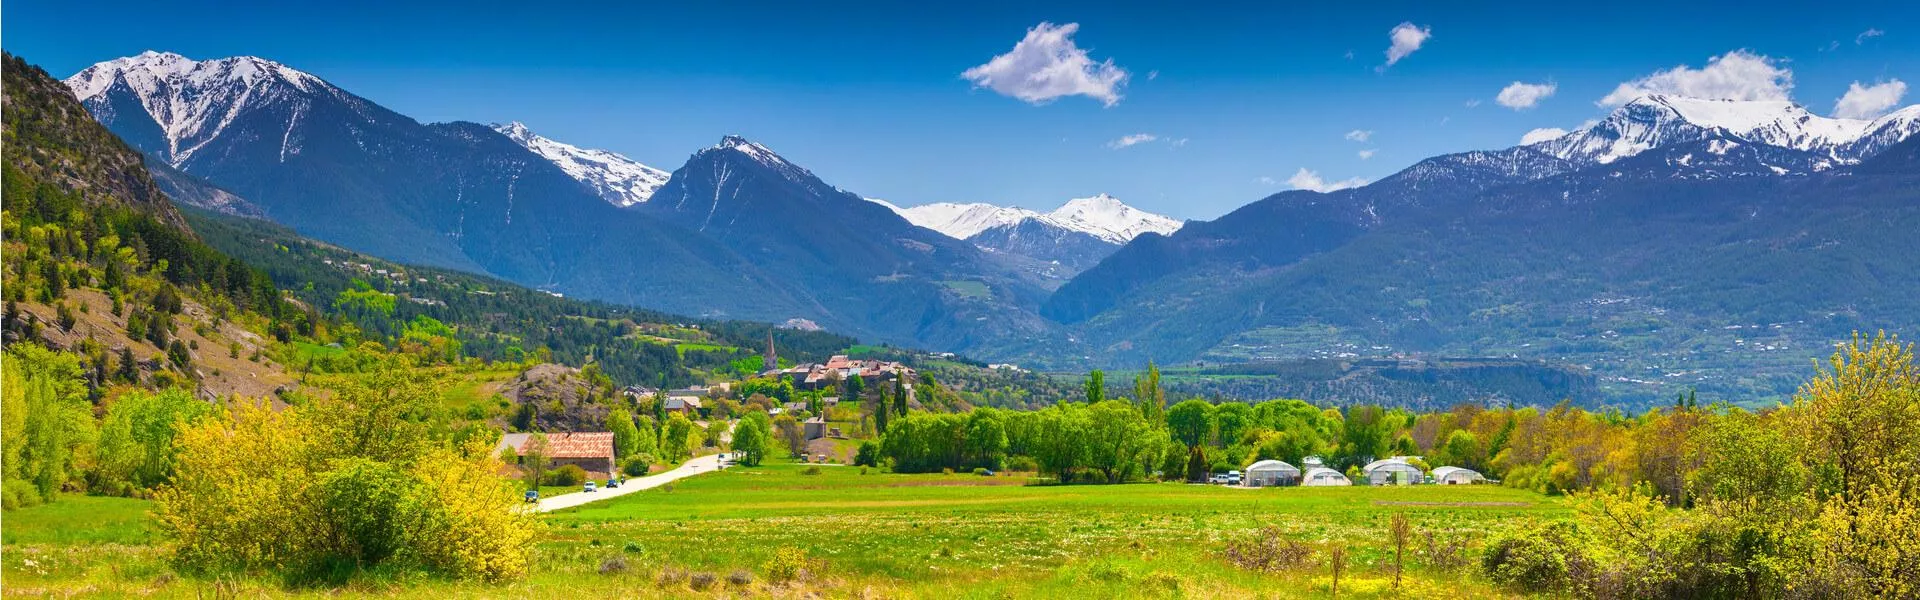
[1483,333,1920,598]
[1,344,96,509]
[155,369,538,582]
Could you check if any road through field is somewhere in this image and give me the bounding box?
[535,453,724,513]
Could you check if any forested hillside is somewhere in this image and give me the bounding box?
[187,208,855,388]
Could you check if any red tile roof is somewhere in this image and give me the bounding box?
[506,432,613,459]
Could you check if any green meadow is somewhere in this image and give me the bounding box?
[3,462,1560,598]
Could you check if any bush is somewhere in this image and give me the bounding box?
[727,569,753,586]
[1004,455,1038,472]
[156,376,538,582]
[316,458,423,566]
[800,466,822,476]
[544,464,588,487]
[762,547,810,583]
[1221,526,1315,572]
[598,556,628,575]
[852,440,880,467]
[691,571,718,590]
[657,566,688,589]
[620,455,651,477]
[1481,521,1588,594]
[972,467,992,476]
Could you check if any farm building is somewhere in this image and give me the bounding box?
[1363,458,1425,485]
[663,396,703,417]
[496,432,616,478]
[1431,466,1486,485]
[803,417,829,440]
[1300,467,1351,486]
[1243,460,1302,487]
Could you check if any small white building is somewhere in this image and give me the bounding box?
[1244,460,1303,487]
[1431,466,1486,485]
[1300,467,1352,486]
[1363,458,1425,485]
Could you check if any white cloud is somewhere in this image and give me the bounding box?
[1287,168,1368,193]
[1833,80,1908,119]
[1598,50,1793,106]
[1357,149,1377,160]
[1382,22,1432,68]
[1170,137,1189,148]
[962,22,1129,107]
[1344,129,1373,142]
[1256,176,1279,186]
[1107,133,1158,149]
[1495,81,1557,110]
[1147,70,1160,80]
[1520,127,1570,145]
[1464,99,1482,108]
[1857,28,1885,45]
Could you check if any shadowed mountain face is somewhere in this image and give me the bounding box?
[1037,133,1920,404]
[67,53,1060,352]
[66,51,808,323]
[640,136,1057,349]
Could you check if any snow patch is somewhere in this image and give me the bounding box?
[493,122,670,207]
[874,193,1183,244]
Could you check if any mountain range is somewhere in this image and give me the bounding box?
[56,49,1920,406]
[63,51,1063,353]
[871,194,1183,278]
[1043,97,1920,405]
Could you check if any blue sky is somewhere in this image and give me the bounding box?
[6,1,1917,219]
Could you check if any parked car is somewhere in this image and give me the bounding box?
[583,481,598,493]
[1227,470,1243,485]
[524,490,539,503]
[1208,474,1229,484]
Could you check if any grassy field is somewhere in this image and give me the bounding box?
[1,464,1562,598]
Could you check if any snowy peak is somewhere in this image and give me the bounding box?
[707,134,811,178]
[66,51,322,101]
[64,51,333,166]
[892,202,1044,240]
[875,194,1183,245]
[1046,194,1184,244]
[491,121,669,207]
[1533,94,1886,166]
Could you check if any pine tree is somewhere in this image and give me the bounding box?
[893,373,908,415]
[116,347,138,383]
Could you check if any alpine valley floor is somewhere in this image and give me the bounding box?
[4,460,1562,599]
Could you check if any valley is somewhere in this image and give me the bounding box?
[4,9,1920,598]
[49,49,1920,409]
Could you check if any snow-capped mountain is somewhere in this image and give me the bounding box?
[492,122,669,207]
[879,194,1183,245]
[891,202,1046,239]
[1048,194,1185,244]
[64,51,808,323]
[872,194,1183,280]
[65,51,341,168]
[1527,95,1919,167]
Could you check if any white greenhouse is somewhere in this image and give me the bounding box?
[1363,458,1425,485]
[1243,460,1302,487]
[1431,466,1486,485]
[1300,467,1352,486]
